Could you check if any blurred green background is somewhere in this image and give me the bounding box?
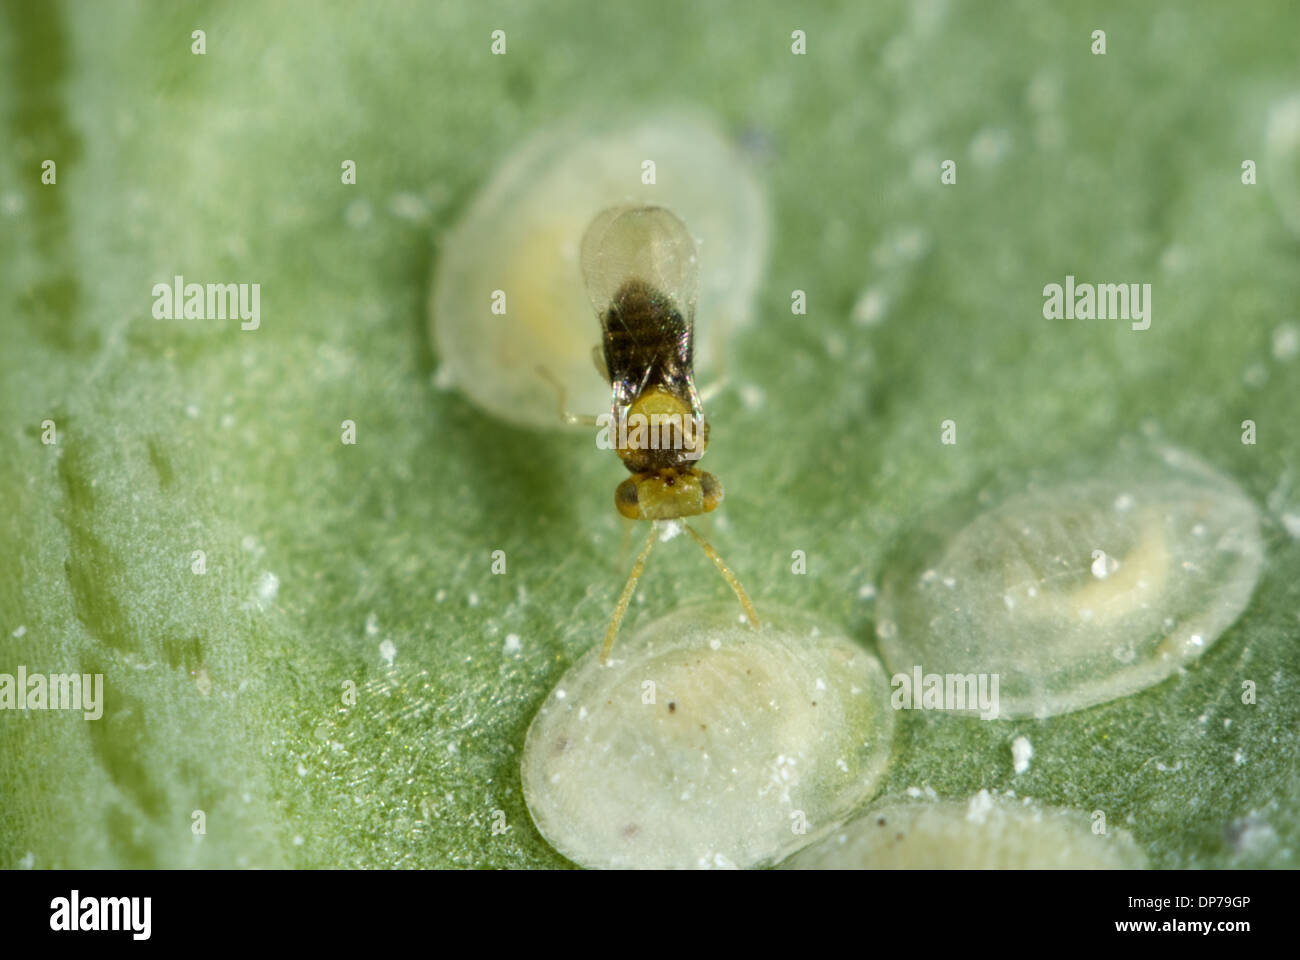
[1,0,1298,868]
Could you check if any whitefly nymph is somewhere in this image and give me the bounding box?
[876,444,1264,719]
[521,604,895,869]
[781,793,1146,869]
[430,110,767,429]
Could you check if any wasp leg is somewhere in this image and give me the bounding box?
[537,366,600,427]
[697,372,730,406]
[684,522,761,630]
[601,522,658,664]
[591,344,609,382]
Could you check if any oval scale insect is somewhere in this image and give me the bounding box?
[545,205,761,662]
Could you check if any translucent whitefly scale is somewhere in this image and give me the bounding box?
[430,111,768,430]
[877,444,1265,719]
[520,604,895,869]
[780,795,1145,869]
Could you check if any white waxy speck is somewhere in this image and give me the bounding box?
[1234,748,1247,766]
[969,127,1011,167]
[468,592,480,607]
[18,852,34,869]
[365,612,379,636]
[1091,551,1110,579]
[657,520,683,542]
[504,633,522,655]
[1282,513,1300,539]
[966,789,995,824]
[1011,736,1034,774]
[521,604,894,869]
[1273,324,1299,361]
[858,582,877,600]
[379,639,396,666]
[12,625,26,638]
[739,384,765,410]
[851,287,889,327]
[256,571,279,604]
[389,192,428,222]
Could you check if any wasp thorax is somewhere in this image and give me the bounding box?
[615,386,708,473]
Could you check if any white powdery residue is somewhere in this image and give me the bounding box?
[858,582,877,600]
[1091,551,1109,579]
[389,192,429,222]
[1273,323,1299,361]
[432,363,456,391]
[1011,736,1034,774]
[503,633,522,655]
[379,639,396,666]
[657,520,684,542]
[293,835,305,847]
[468,592,480,607]
[906,786,923,798]
[18,852,34,869]
[12,625,26,638]
[296,762,308,777]
[256,571,280,604]
[1234,748,1247,766]
[365,612,379,636]
[966,789,994,824]
[852,287,889,328]
[739,384,765,411]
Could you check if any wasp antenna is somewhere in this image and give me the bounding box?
[601,523,660,664]
[684,522,761,630]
